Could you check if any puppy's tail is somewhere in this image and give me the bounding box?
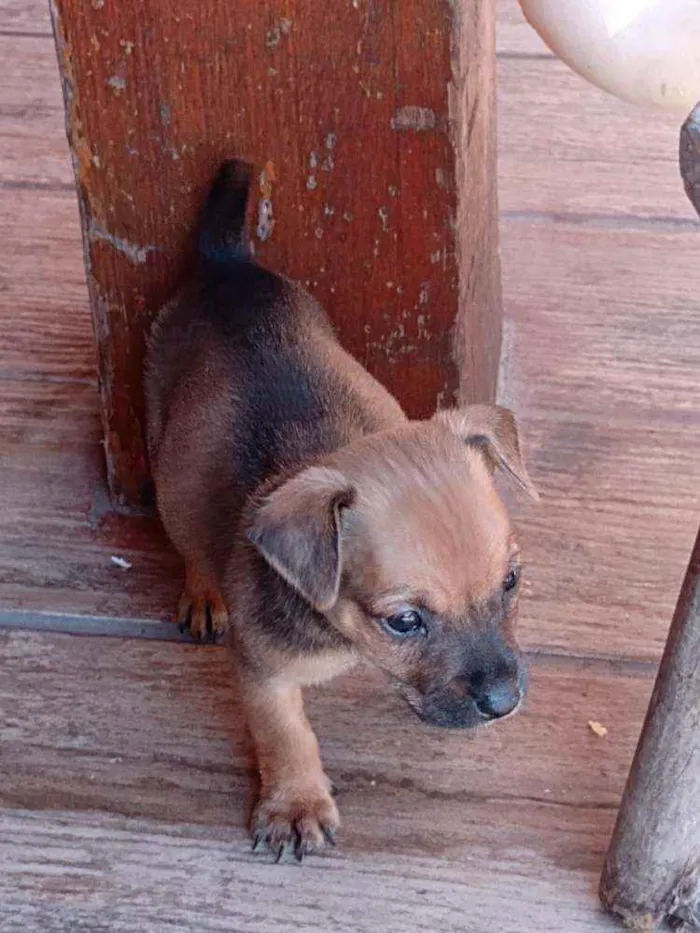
[197,159,253,268]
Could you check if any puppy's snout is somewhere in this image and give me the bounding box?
[470,658,526,721]
[416,655,526,729]
[473,678,522,720]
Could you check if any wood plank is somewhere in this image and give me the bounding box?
[0,188,92,381]
[498,58,692,219]
[0,631,655,814]
[498,0,553,57]
[513,419,699,662]
[0,35,73,189]
[0,629,649,931]
[501,217,700,660]
[501,219,700,422]
[0,380,180,621]
[0,808,620,933]
[495,1,692,219]
[0,0,50,35]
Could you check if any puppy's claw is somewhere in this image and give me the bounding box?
[294,838,310,863]
[251,781,340,864]
[177,590,229,644]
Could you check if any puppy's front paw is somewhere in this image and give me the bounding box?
[177,589,229,643]
[251,778,340,863]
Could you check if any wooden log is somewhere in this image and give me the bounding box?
[49,0,502,507]
[680,103,700,217]
[600,107,700,930]
[599,521,700,929]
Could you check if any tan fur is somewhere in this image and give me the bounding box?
[177,559,229,642]
[146,162,538,862]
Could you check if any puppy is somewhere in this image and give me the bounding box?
[145,160,538,862]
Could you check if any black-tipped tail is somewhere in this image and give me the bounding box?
[197,160,253,268]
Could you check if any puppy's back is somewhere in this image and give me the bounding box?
[146,161,327,465]
[145,161,404,513]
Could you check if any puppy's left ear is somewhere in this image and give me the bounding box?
[435,405,540,502]
[246,466,355,612]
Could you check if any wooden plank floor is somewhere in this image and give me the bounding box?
[1,0,699,930]
[1,631,651,933]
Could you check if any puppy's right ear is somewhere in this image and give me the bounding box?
[435,404,540,502]
[246,467,355,612]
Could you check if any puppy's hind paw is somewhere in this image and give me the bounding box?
[177,591,229,644]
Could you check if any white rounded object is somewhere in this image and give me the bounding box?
[518,0,700,115]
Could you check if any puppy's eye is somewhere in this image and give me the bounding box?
[504,566,520,593]
[382,610,425,638]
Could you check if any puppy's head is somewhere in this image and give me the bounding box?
[246,405,538,729]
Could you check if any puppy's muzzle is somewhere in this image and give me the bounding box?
[473,678,522,720]
[401,664,527,730]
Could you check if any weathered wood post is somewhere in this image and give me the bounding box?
[682,104,700,213]
[600,116,700,921]
[49,1,502,507]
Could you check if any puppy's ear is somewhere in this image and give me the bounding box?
[246,467,355,611]
[435,405,540,502]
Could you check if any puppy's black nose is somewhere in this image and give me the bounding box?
[474,681,521,720]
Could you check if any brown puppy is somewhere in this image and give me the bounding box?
[145,160,538,862]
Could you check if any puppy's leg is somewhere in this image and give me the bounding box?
[242,672,339,861]
[178,558,229,643]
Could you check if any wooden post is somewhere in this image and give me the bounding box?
[600,484,700,928]
[599,108,700,932]
[681,103,700,215]
[49,0,502,507]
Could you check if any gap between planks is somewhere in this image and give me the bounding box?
[0,607,659,680]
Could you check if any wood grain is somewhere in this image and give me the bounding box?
[0,380,179,621]
[452,0,503,404]
[1,188,92,382]
[501,217,700,659]
[0,0,50,35]
[511,418,699,662]
[0,36,73,189]
[0,807,620,933]
[0,629,650,932]
[0,631,655,814]
[498,59,692,220]
[501,220,700,423]
[495,0,557,57]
